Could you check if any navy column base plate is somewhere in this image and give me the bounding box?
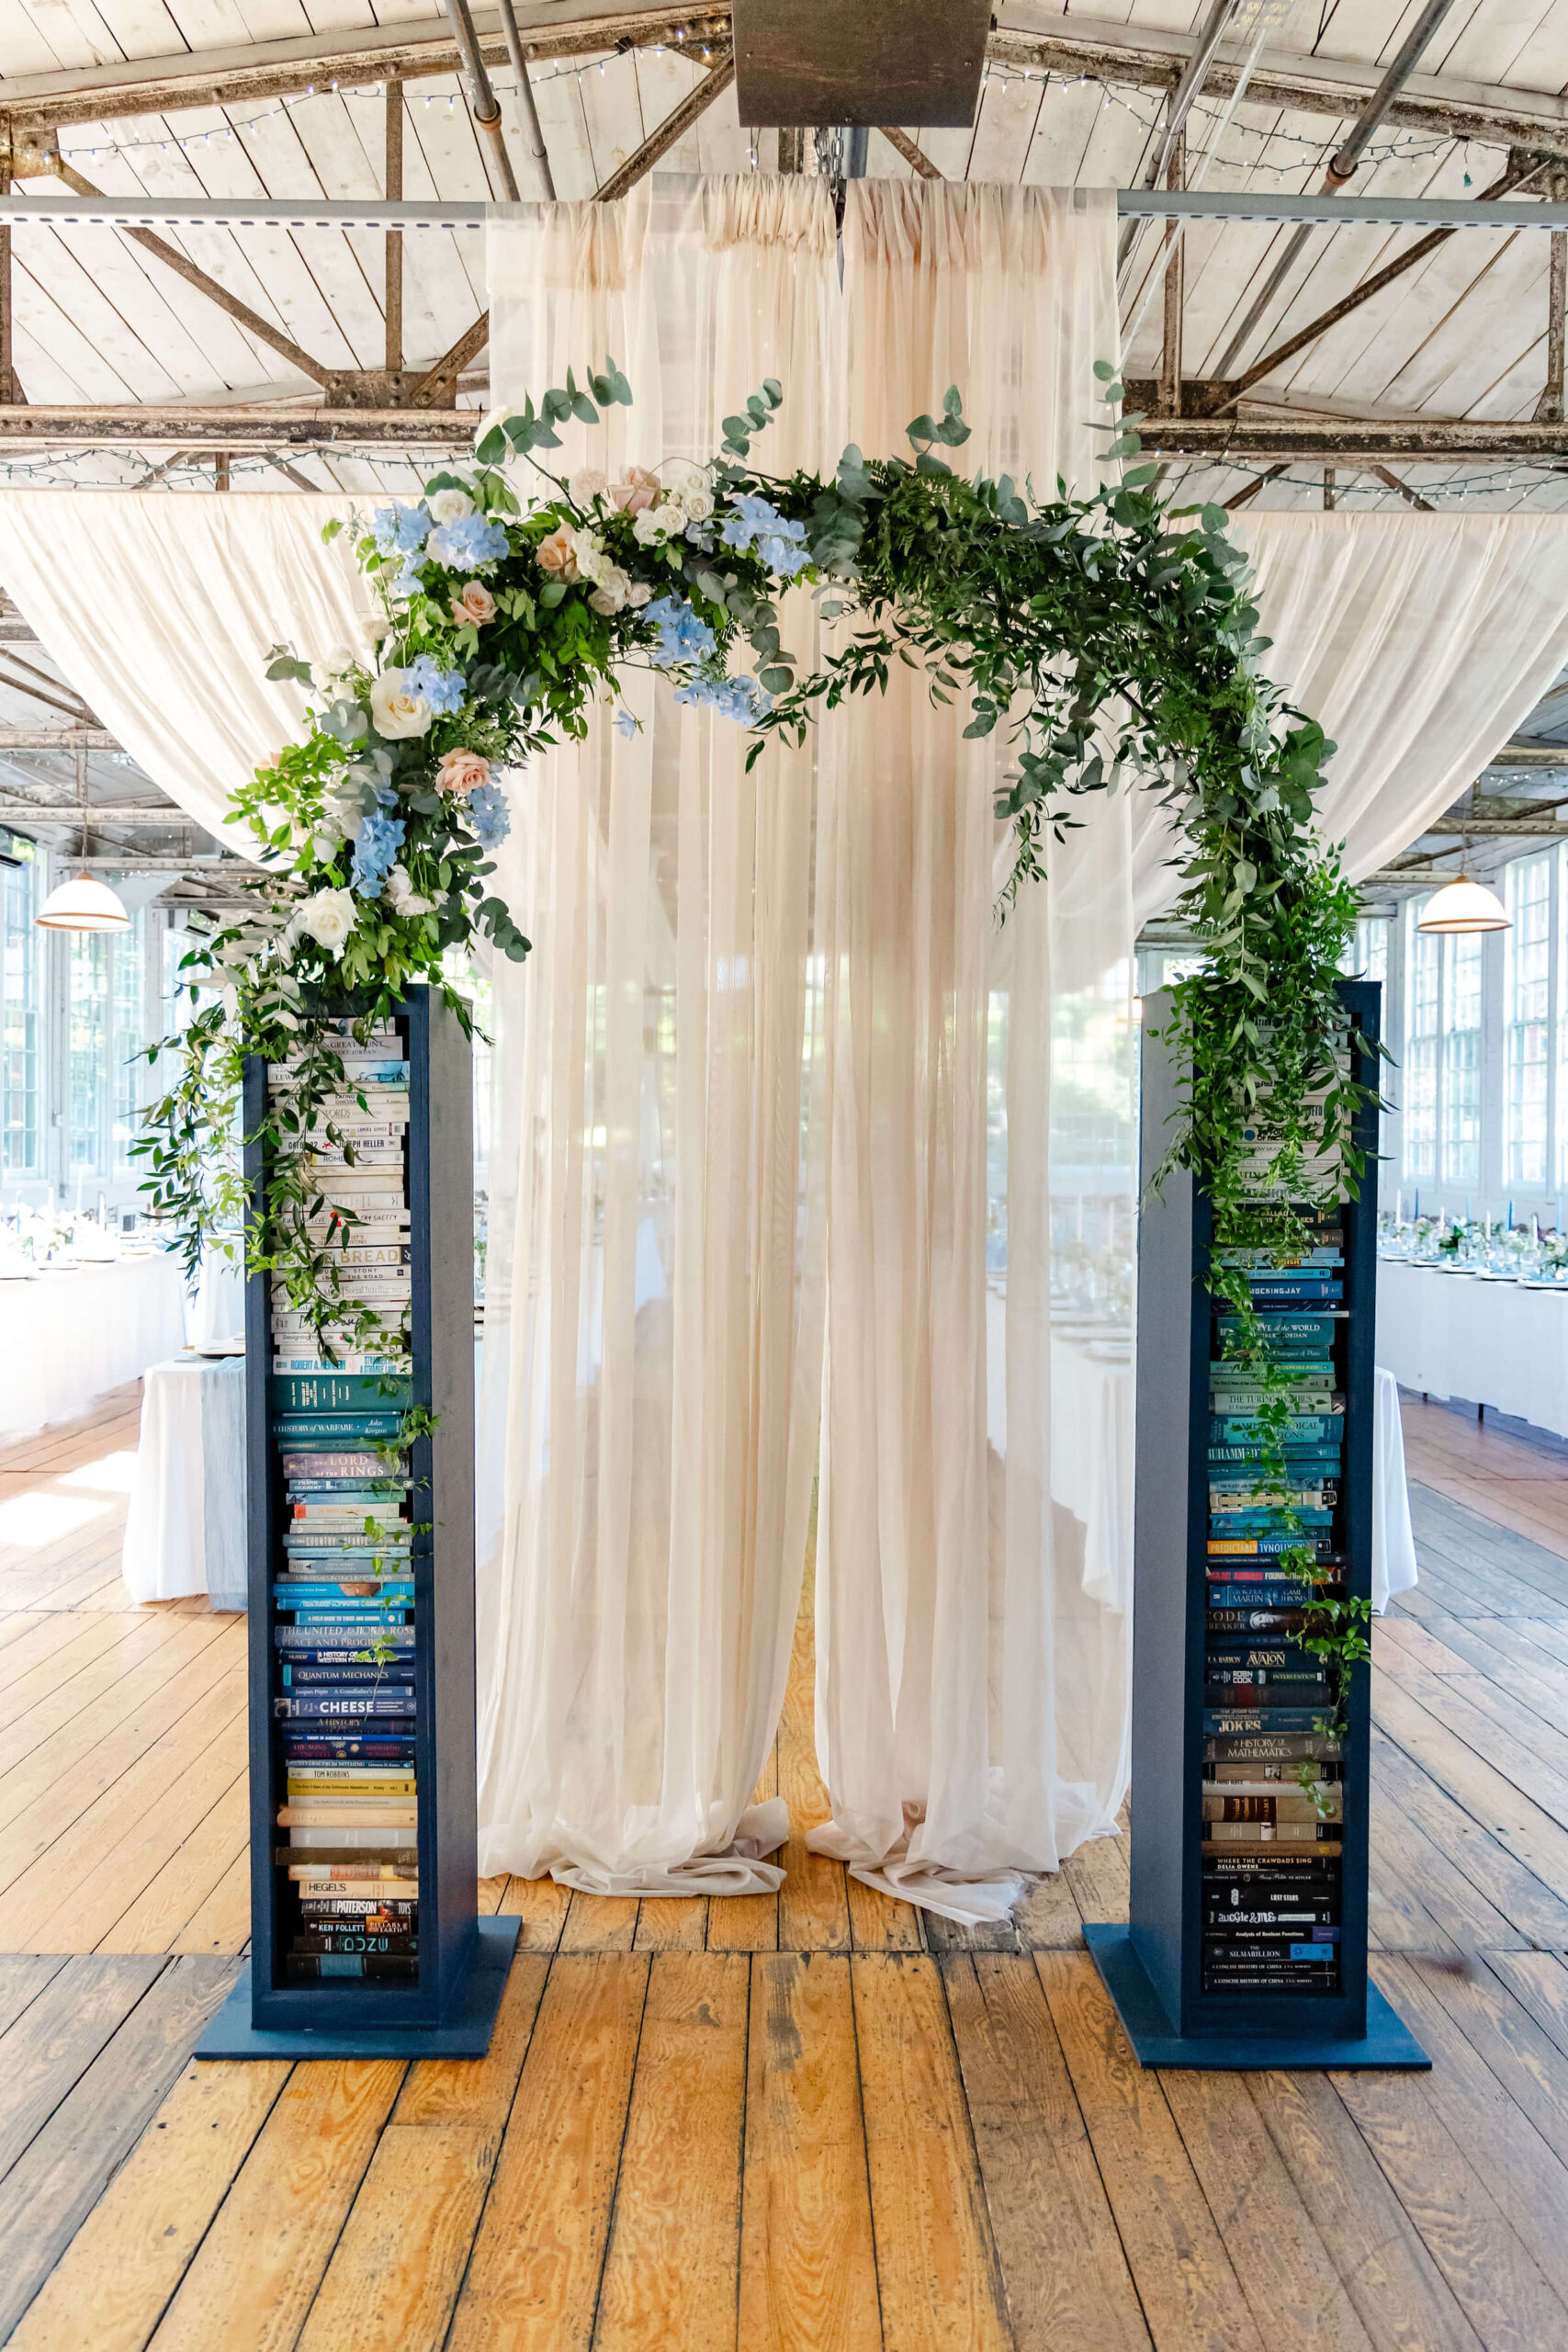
[1084,1924,1430,2070]
[196,1916,521,2060]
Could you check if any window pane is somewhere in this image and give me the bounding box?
[111,909,147,1175]
[1340,917,1389,984]
[69,932,109,1172]
[1,836,41,1175]
[1506,854,1551,1189]
[1441,930,1483,1188]
[1404,899,1439,1183]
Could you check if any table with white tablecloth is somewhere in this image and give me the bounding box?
[0,1252,188,1442]
[121,1351,247,1607]
[1002,1306,1417,1617]
[1377,1256,1568,1440]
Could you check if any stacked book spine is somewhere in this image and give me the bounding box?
[265,1023,419,1985]
[1201,1174,1348,1997]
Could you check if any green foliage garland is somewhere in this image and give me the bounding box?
[135,356,1375,1719]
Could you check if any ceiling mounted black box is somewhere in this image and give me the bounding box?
[732,0,991,128]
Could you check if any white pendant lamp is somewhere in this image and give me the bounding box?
[1416,876,1510,935]
[35,870,130,933]
[33,755,130,933]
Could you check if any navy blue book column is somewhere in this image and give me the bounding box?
[1085,979,1427,2069]
[199,986,518,2060]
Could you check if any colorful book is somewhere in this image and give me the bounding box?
[271,1374,413,1414]
[273,1693,417,1718]
[271,1414,406,1442]
[1204,1707,1335,1736]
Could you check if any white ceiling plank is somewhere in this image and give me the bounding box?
[694,81,753,179]
[12,245,162,401]
[965,73,1047,184]
[122,107,363,377]
[236,88,388,363]
[9,320,91,405]
[4,0,118,70]
[1013,74,1107,189]
[578,44,646,184]
[1436,0,1558,88]
[525,41,619,196]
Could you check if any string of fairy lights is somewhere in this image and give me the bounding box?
[50,52,1488,188]
[3,45,1551,493]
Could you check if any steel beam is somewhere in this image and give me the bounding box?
[1137,415,1568,459]
[15,184,1568,234]
[986,9,1568,156]
[0,727,121,749]
[0,806,189,826]
[1,7,729,131]
[0,406,472,446]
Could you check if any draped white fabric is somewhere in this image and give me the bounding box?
[1134,509,1568,924]
[0,490,370,854]
[806,182,1133,1921]
[474,181,839,1893]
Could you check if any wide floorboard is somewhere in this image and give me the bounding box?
[2,1390,1568,2346]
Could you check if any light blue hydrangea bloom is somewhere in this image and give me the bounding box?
[466,780,511,847]
[719,493,810,579]
[372,504,433,557]
[673,672,773,726]
[351,808,406,897]
[613,708,639,740]
[427,511,511,570]
[642,595,716,670]
[402,655,466,716]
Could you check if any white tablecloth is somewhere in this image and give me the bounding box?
[995,1304,1417,1621]
[1377,1257,1568,1439]
[121,1351,247,1607]
[1373,1365,1418,1615]
[186,1249,245,1351]
[0,1253,188,1442]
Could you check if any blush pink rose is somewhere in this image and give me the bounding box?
[435,748,491,797]
[608,466,660,516]
[536,523,579,581]
[450,580,496,627]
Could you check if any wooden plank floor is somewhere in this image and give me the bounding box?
[6,1391,1568,2346]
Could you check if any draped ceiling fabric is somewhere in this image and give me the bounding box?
[0,490,371,856]
[1133,509,1568,924]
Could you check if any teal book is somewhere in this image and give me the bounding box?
[271,1374,413,1414]
[271,1413,405,1442]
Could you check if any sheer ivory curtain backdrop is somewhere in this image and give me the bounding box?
[475,180,838,1894]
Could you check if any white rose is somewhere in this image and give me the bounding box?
[384,864,435,917]
[296,887,358,956]
[649,501,685,537]
[370,672,434,740]
[679,487,714,522]
[590,568,630,616]
[632,508,665,548]
[569,468,607,506]
[662,457,711,500]
[428,486,475,524]
[626,581,653,608]
[569,527,609,587]
[315,644,358,685]
[354,610,389,650]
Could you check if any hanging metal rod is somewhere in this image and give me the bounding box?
[10,187,1568,232]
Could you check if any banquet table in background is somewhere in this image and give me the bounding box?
[0,1253,187,1442]
[121,1351,246,1608]
[1377,1257,1568,1440]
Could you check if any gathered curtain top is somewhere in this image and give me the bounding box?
[488,173,838,296]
